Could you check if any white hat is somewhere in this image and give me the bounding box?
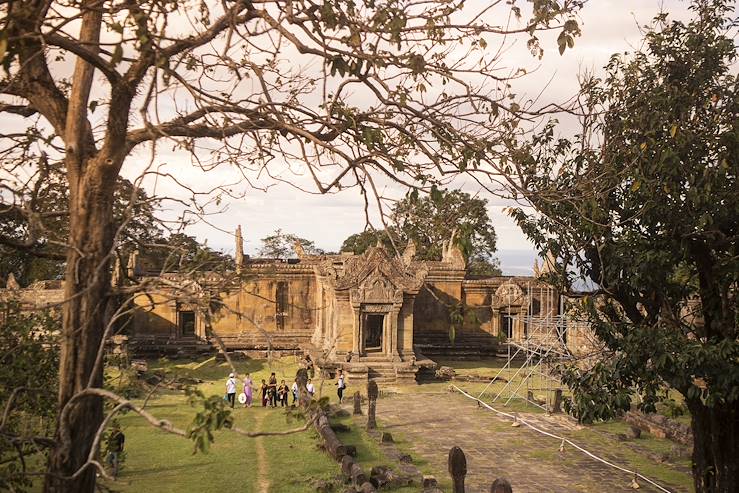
[229,373,234,378]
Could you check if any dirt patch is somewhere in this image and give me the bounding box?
[255,412,270,493]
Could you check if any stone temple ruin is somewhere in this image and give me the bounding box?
[1,226,594,385]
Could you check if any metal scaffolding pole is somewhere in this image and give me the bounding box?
[486,284,573,411]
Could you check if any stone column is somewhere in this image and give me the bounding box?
[390,308,400,361]
[514,310,526,340]
[399,295,415,357]
[353,308,362,355]
[491,309,500,337]
[382,312,389,356]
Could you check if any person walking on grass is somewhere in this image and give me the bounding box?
[260,379,268,407]
[306,378,315,398]
[225,372,237,408]
[335,370,346,404]
[278,380,289,407]
[268,372,278,407]
[243,373,254,408]
[291,379,298,406]
[106,422,125,479]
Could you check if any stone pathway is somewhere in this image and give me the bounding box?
[375,392,689,493]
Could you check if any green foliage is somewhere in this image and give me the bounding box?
[0,164,164,286]
[185,388,234,454]
[148,233,234,272]
[511,0,738,423]
[104,366,146,400]
[659,396,689,419]
[341,189,501,275]
[0,303,60,419]
[0,302,60,492]
[393,189,496,263]
[559,360,641,424]
[0,162,232,283]
[257,229,325,258]
[339,229,400,255]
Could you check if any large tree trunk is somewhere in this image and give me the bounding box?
[686,398,739,493]
[44,170,116,493]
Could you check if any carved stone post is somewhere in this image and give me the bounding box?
[353,391,363,415]
[296,368,311,408]
[490,478,513,493]
[448,446,467,493]
[366,380,378,430]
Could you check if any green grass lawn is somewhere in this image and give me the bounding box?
[25,356,692,493]
[570,422,693,490]
[100,356,347,493]
[99,356,423,493]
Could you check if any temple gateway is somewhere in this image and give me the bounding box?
[124,226,569,383]
[2,226,577,384]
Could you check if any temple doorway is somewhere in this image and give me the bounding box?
[364,313,384,351]
[179,311,196,337]
[500,313,515,339]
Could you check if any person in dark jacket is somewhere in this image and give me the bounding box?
[260,379,268,407]
[268,372,278,407]
[277,380,289,407]
[106,423,125,478]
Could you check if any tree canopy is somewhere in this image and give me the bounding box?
[257,229,324,258]
[341,189,501,275]
[341,229,398,255]
[147,233,233,272]
[510,2,738,491]
[0,304,60,492]
[0,165,163,286]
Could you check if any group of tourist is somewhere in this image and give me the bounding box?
[224,369,346,408]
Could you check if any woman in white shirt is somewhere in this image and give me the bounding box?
[306,379,315,397]
[335,370,346,403]
[225,373,237,408]
[291,380,298,405]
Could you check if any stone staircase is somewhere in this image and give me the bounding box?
[358,353,395,382]
[219,331,312,350]
[413,332,500,359]
[366,363,399,383]
[129,336,214,358]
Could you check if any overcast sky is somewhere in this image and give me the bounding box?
[122,0,693,275]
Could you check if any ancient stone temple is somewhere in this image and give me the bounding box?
[120,226,565,382]
[1,225,569,383]
[311,242,427,363]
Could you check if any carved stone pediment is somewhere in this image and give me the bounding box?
[492,280,528,309]
[352,269,403,304]
[333,245,427,296]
